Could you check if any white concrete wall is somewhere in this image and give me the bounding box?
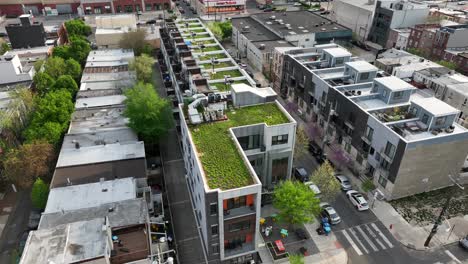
[390,8,429,29]
[285,33,315,48]
[446,28,468,49]
[0,55,34,85]
[333,0,374,40]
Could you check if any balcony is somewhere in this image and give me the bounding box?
[224,206,256,220]
[224,242,255,258]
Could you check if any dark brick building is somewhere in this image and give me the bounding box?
[5,14,47,49]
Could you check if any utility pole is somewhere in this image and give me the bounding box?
[424,174,464,247]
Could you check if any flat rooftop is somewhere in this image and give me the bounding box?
[80,79,135,91]
[75,95,126,109]
[86,49,134,62]
[337,0,377,12]
[231,16,280,42]
[412,97,459,117]
[39,198,147,229]
[189,102,290,190]
[62,128,137,149]
[44,177,136,214]
[20,218,107,264]
[252,11,349,35]
[253,40,294,50]
[324,47,352,58]
[447,82,468,97]
[345,60,378,72]
[56,141,145,168]
[81,71,136,83]
[69,106,128,134]
[85,60,129,68]
[375,76,416,91]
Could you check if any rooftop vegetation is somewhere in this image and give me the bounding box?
[210,80,251,91]
[211,69,243,79]
[198,53,227,60]
[201,61,234,70]
[190,103,290,190]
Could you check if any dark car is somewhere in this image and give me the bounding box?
[293,167,309,182]
[146,19,156,24]
[308,141,323,156]
[263,7,273,12]
[315,153,327,165]
[27,209,41,230]
[460,235,468,250]
[245,69,254,78]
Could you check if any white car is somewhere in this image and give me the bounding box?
[239,63,248,69]
[304,181,321,196]
[320,202,341,224]
[335,175,352,191]
[346,190,369,211]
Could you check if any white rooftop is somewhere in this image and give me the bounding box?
[20,218,107,264]
[337,0,377,12]
[75,95,126,109]
[231,83,276,96]
[81,71,136,83]
[412,97,460,117]
[56,141,145,167]
[44,177,136,214]
[375,76,416,91]
[323,47,352,58]
[345,60,378,72]
[85,60,129,68]
[87,49,134,62]
[447,82,468,97]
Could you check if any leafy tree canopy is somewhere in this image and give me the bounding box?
[312,160,341,202]
[124,82,173,142]
[65,58,82,81]
[31,178,49,209]
[3,140,54,189]
[294,125,309,160]
[44,57,66,79]
[65,19,92,37]
[130,54,155,83]
[24,121,64,145]
[208,21,232,41]
[33,72,55,96]
[273,180,321,226]
[119,29,149,56]
[53,75,78,96]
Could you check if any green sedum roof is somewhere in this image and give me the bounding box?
[190,103,290,190]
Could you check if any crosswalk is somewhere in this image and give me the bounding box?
[337,222,394,256]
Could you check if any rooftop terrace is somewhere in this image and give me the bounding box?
[189,103,290,190]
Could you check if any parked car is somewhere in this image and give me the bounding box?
[315,154,327,165]
[245,69,254,78]
[460,235,468,250]
[239,63,248,69]
[179,8,185,13]
[293,167,309,182]
[320,202,341,224]
[308,141,323,156]
[346,190,369,211]
[335,174,352,191]
[304,181,321,196]
[264,7,273,12]
[146,19,156,24]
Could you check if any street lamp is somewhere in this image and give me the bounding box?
[423,173,464,247]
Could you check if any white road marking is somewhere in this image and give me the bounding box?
[444,250,462,264]
[365,224,386,250]
[342,229,363,256]
[356,225,379,252]
[371,223,394,248]
[349,228,369,254]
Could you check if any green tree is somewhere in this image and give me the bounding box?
[33,72,55,95]
[31,178,49,209]
[124,82,173,142]
[44,57,66,79]
[294,125,309,160]
[119,29,148,56]
[362,179,376,193]
[3,140,54,189]
[273,180,321,226]
[312,161,341,202]
[130,54,155,83]
[437,60,458,71]
[289,254,304,264]
[33,59,44,72]
[24,122,64,145]
[208,21,232,41]
[64,19,92,37]
[53,45,71,59]
[68,36,91,64]
[0,42,11,55]
[53,75,78,96]
[65,58,82,81]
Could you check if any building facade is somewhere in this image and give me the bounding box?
[368,0,429,47]
[332,0,376,41]
[280,45,468,200]
[5,14,47,49]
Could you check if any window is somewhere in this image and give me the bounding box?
[365,126,374,141]
[272,134,288,145]
[229,220,251,232]
[272,157,288,183]
[369,147,375,155]
[344,142,351,153]
[382,89,388,98]
[421,114,429,124]
[378,175,388,188]
[435,116,446,126]
[360,72,370,81]
[211,225,219,236]
[238,134,261,150]
[116,5,122,12]
[335,57,344,65]
[384,141,396,159]
[393,91,403,99]
[145,3,152,11]
[125,5,133,12]
[135,5,141,11]
[154,3,161,10]
[226,196,247,210]
[211,244,219,254]
[210,203,218,215]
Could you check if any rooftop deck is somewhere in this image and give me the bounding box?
[189,103,290,190]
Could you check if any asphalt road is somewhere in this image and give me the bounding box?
[177,0,198,18]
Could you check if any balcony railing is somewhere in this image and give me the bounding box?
[223,206,255,220]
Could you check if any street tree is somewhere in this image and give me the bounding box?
[24,121,64,145]
[130,54,155,83]
[65,58,82,81]
[288,255,304,264]
[119,29,148,56]
[208,21,232,41]
[68,36,91,64]
[44,57,66,79]
[294,125,309,160]
[33,59,44,72]
[437,60,458,71]
[53,75,78,96]
[124,82,173,143]
[0,41,11,55]
[273,180,321,227]
[3,140,54,189]
[312,160,340,202]
[33,72,55,95]
[64,19,92,37]
[31,178,49,209]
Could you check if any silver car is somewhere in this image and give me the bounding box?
[320,202,341,224]
[335,175,352,191]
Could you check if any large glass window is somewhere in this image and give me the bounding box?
[272,157,288,183]
[211,225,218,236]
[226,196,246,210]
[238,134,261,150]
[272,134,288,145]
[384,141,396,159]
[365,126,374,141]
[228,220,251,232]
[210,203,217,215]
[125,5,133,12]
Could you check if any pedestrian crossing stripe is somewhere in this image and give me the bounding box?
[338,222,394,256]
